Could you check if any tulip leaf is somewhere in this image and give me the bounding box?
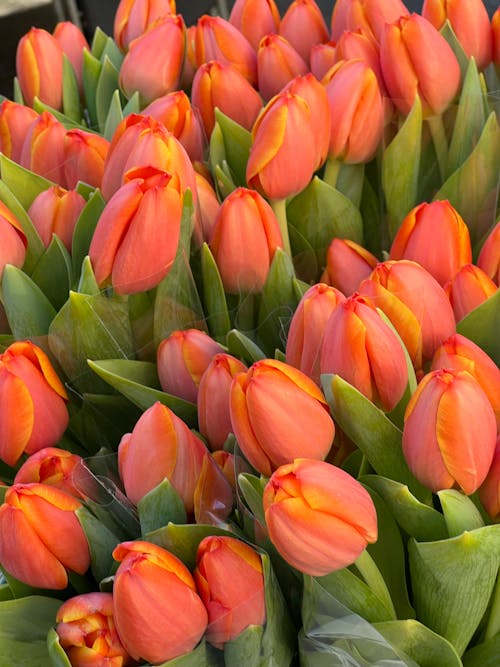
[439,21,471,81]
[373,620,462,667]
[336,162,365,208]
[226,329,266,365]
[213,162,238,199]
[62,54,82,123]
[90,26,110,59]
[200,243,231,341]
[47,628,72,667]
[147,523,234,570]
[456,289,500,366]
[322,374,431,503]
[463,635,500,666]
[122,90,141,116]
[0,152,55,206]
[96,58,121,134]
[382,95,422,240]
[103,88,124,141]
[154,639,220,667]
[99,35,124,71]
[238,473,266,526]
[2,265,57,338]
[32,98,88,131]
[409,525,500,655]
[71,190,106,284]
[82,48,102,129]
[437,489,485,538]
[0,596,62,666]
[30,235,72,311]
[224,625,264,667]
[76,506,121,584]
[288,224,319,284]
[87,359,198,426]
[13,77,23,105]
[213,109,252,188]
[138,478,187,535]
[76,256,101,296]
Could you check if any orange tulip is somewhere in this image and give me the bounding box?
[0,483,90,589]
[494,9,500,75]
[310,41,337,80]
[0,200,27,280]
[19,111,67,187]
[263,458,378,575]
[321,238,378,295]
[63,129,110,191]
[403,368,497,494]
[194,536,266,648]
[53,21,89,94]
[14,447,85,499]
[389,200,472,286]
[330,0,409,43]
[56,592,133,667]
[229,0,281,50]
[16,27,64,109]
[114,0,176,51]
[0,341,69,467]
[279,0,329,64]
[444,263,497,322]
[192,171,221,246]
[230,359,335,476]
[112,540,208,664]
[478,435,500,521]
[0,99,39,163]
[28,185,86,252]
[477,221,500,286]
[212,450,239,490]
[257,34,309,102]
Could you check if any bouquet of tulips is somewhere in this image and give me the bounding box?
[0,0,499,664]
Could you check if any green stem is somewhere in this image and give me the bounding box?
[484,569,500,641]
[270,198,292,258]
[323,157,341,190]
[354,549,397,620]
[426,114,449,182]
[235,292,256,334]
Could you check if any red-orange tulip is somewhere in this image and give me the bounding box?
[113,0,176,51]
[479,436,500,521]
[477,221,500,286]
[20,111,67,187]
[310,41,337,80]
[53,21,89,94]
[0,100,39,163]
[14,447,85,499]
[63,129,110,191]
[16,27,64,109]
[28,185,86,252]
[257,34,309,102]
[229,0,281,50]
[0,200,27,280]
[330,0,410,43]
[321,238,378,295]
[192,171,221,246]
[444,263,497,322]
[263,458,378,575]
[494,9,500,74]
[280,0,329,64]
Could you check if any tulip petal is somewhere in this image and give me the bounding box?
[0,370,34,466]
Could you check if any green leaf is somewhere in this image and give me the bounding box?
[122,90,141,116]
[382,96,422,240]
[82,48,102,129]
[226,329,266,365]
[2,265,57,338]
[224,625,263,667]
[13,77,23,105]
[30,235,72,310]
[138,478,187,535]
[103,88,124,141]
[90,26,109,59]
[437,489,485,537]
[200,243,231,341]
[463,634,500,666]
[47,628,72,667]
[71,190,106,284]
[439,20,471,81]
[62,54,82,122]
[96,58,120,134]
[99,35,124,71]
[456,288,500,365]
[238,473,266,526]
[336,162,365,208]
[154,639,220,667]
[213,109,252,188]
[76,256,101,296]
[76,506,121,584]
[288,224,319,284]
[147,523,234,570]
[0,155,54,210]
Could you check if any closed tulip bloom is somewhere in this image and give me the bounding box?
[16,27,64,109]
[280,0,329,64]
[403,368,497,494]
[478,436,500,521]
[0,341,69,467]
[157,329,224,403]
[56,592,132,667]
[194,536,266,648]
[389,200,472,286]
[28,186,86,252]
[0,483,90,589]
[257,34,309,102]
[422,0,492,70]
[310,41,337,80]
[0,100,39,163]
[494,9,500,74]
[112,540,208,664]
[119,15,185,105]
[210,187,283,294]
[114,0,176,51]
[380,13,461,116]
[192,171,221,246]
[63,129,110,190]
[229,0,281,50]
[263,458,378,575]
[53,21,89,94]
[286,283,346,385]
[324,59,384,164]
[90,166,183,294]
[431,333,500,430]
[330,0,410,43]
[212,450,238,490]
[14,447,85,499]
[0,200,27,280]
[198,353,248,450]
[444,263,497,322]
[195,15,258,86]
[191,61,263,138]
[20,111,67,187]
[477,221,500,285]
[230,359,335,476]
[321,238,379,295]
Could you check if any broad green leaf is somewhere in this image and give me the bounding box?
[238,473,266,526]
[103,88,124,141]
[99,35,124,71]
[2,265,56,338]
[213,108,252,187]
[76,506,121,584]
[71,190,106,284]
[224,626,263,667]
[77,256,101,296]
[288,224,319,284]
[95,58,120,134]
[32,98,87,131]
[463,635,500,666]
[456,288,500,365]
[147,523,234,570]
[122,91,141,116]
[90,26,109,59]
[336,162,365,208]
[138,478,187,536]
[82,48,102,129]
[200,243,231,341]
[437,489,485,537]
[212,162,238,199]
[62,54,82,122]
[439,20,471,80]
[30,235,72,310]
[0,155,54,209]
[155,639,220,667]
[47,628,72,667]
[226,329,266,365]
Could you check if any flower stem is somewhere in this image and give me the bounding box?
[484,570,500,641]
[323,157,341,190]
[426,114,449,182]
[354,549,397,620]
[270,198,292,258]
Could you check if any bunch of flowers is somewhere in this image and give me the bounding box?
[0,0,499,664]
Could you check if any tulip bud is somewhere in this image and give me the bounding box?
[444,263,497,322]
[28,185,86,252]
[422,0,492,70]
[230,0,281,50]
[279,0,329,64]
[257,34,309,102]
[14,447,85,499]
[330,0,410,43]
[209,187,283,294]
[198,353,248,450]
[112,540,208,664]
[212,450,239,490]
[321,238,378,295]
[286,283,345,384]
[194,536,266,648]
[0,200,27,280]
[0,483,90,589]
[477,221,500,286]
[180,24,197,89]
[114,0,176,51]
[478,436,500,521]
[157,329,224,403]
[53,21,90,94]
[56,592,133,667]
[263,458,378,575]
[192,171,221,246]
[16,27,64,109]
[230,359,335,476]
[493,9,500,75]
[310,41,337,80]
[20,111,67,187]
[0,341,69,467]
[0,100,39,163]
[389,200,472,286]
[63,129,110,191]
[403,368,497,494]
[380,13,461,116]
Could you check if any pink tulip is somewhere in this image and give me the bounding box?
[321,238,378,295]
[229,0,281,50]
[16,27,64,109]
[113,0,176,51]
[279,0,329,64]
[444,263,497,322]
[28,186,86,252]
[0,100,39,163]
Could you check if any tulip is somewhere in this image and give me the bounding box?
[89,166,183,295]
[112,540,208,664]
[422,0,492,71]
[194,536,266,648]
[157,329,224,403]
[257,34,309,102]
[119,15,186,105]
[20,111,67,187]
[0,341,69,467]
[477,221,500,285]
[478,436,500,521]
[14,447,85,499]
[53,21,90,94]
[0,483,90,589]
[192,171,221,246]
[286,283,345,384]
[0,100,39,163]
[16,27,64,109]
[321,238,378,295]
[389,200,472,286]
[431,333,500,430]
[0,200,27,280]
[444,263,497,322]
[380,13,461,116]
[230,358,335,476]
[143,90,206,163]
[195,15,258,86]
[279,0,329,64]
[209,187,283,294]
[262,458,378,575]
[230,0,281,50]
[63,129,110,190]
[56,592,133,667]
[180,24,197,89]
[114,0,176,51]
[28,186,86,252]
[191,60,263,138]
[310,41,337,80]
[494,9,500,75]
[402,368,497,494]
[212,450,238,490]
[330,0,410,43]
